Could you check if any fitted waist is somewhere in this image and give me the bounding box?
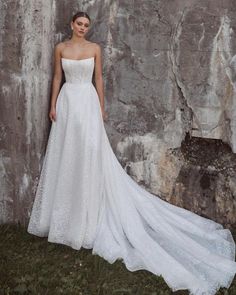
[65,80,93,85]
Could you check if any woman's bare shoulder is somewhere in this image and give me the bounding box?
[54,42,63,53]
[86,41,101,50]
[89,42,102,57]
[54,41,72,56]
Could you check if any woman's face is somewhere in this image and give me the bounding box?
[71,16,90,37]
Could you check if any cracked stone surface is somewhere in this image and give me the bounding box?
[1,0,236,227]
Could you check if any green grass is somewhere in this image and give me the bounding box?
[0,224,235,295]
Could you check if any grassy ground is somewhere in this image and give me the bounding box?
[0,224,235,295]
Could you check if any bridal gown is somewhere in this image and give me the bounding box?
[27,56,236,295]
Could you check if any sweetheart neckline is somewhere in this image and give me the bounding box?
[61,57,94,62]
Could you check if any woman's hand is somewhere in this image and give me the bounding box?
[102,109,108,121]
[49,106,57,122]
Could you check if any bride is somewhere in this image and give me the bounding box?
[27,11,236,295]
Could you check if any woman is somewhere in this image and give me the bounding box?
[28,11,236,295]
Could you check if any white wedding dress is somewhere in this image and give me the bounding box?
[27,56,236,295]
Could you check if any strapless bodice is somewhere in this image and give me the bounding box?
[61,57,94,84]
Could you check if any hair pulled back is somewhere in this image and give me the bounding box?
[72,11,91,23]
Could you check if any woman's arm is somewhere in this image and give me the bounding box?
[49,43,63,122]
[94,44,107,120]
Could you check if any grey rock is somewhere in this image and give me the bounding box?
[0,0,236,227]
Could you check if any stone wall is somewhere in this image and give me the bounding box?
[1,0,236,228]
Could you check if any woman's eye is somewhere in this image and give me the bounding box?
[76,22,89,27]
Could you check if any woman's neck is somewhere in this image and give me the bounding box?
[70,35,87,44]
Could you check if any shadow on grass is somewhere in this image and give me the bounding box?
[0,224,235,295]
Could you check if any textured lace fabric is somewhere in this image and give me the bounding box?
[28,57,236,295]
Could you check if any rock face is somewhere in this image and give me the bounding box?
[170,137,236,229]
[0,0,236,228]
